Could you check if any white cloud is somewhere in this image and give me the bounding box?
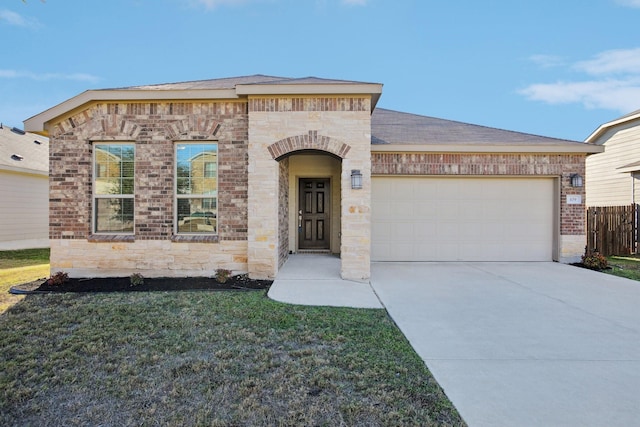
[0,69,100,83]
[528,54,565,69]
[519,78,640,112]
[191,0,251,9]
[520,48,640,113]
[0,9,33,27]
[574,48,640,75]
[614,0,640,8]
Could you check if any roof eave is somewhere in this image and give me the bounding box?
[0,164,49,176]
[585,112,640,144]
[24,88,240,135]
[371,143,604,154]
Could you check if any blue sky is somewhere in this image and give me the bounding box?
[2,0,640,141]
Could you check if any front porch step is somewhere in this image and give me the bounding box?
[296,249,331,254]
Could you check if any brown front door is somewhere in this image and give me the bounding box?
[298,178,330,250]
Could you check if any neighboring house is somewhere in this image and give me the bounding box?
[24,75,602,280]
[0,123,49,250]
[585,109,640,206]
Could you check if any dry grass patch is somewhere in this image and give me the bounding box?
[0,265,50,314]
[0,249,50,314]
[0,291,465,426]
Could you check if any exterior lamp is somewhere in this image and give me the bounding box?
[570,173,583,188]
[351,169,363,189]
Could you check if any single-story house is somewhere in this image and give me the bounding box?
[25,75,602,281]
[0,123,49,250]
[585,109,640,206]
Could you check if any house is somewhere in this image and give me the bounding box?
[585,109,640,206]
[0,124,49,250]
[24,75,602,281]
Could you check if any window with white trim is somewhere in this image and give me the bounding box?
[93,143,135,233]
[176,143,218,234]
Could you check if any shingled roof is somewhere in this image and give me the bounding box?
[111,75,380,91]
[112,74,287,91]
[0,124,49,175]
[372,108,592,149]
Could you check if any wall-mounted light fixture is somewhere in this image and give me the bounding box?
[570,173,583,188]
[351,169,363,189]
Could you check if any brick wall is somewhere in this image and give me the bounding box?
[278,158,289,268]
[372,152,587,237]
[49,101,249,241]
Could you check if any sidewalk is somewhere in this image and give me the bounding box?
[267,254,382,309]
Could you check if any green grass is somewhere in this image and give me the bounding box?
[606,255,640,281]
[0,248,50,269]
[0,290,465,426]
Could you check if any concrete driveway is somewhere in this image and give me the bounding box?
[370,262,640,427]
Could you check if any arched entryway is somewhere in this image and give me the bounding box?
[278,151,342,258]
[249,128,370,282]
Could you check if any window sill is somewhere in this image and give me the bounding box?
[88,234,135,243]
[172,235,219,243]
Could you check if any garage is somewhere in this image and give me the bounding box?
[371,177,557,262]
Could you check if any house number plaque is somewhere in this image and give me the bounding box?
[566,195,582,205]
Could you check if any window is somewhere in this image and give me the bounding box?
[93,144,135,233]
[204,162,217,178]
[176,143,218,234]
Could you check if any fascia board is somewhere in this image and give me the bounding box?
[235,83,383,96]
[371,144,604,154]
[0,165,49,176]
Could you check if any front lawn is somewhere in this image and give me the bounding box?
[0,290,465,426]
[605,255,640,281]
[0,248,50,269]
[0,249,50,314]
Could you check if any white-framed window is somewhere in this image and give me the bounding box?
[93,143,135,233]
[175,143,218,234]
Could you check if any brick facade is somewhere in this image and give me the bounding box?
[372,152,587,262]
[49,101,248,242]
[48,101,250,277]
[278,158,289,268]
[41,81,591,277]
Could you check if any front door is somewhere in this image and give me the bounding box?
[298,178,330,250]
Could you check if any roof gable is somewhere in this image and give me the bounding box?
[586,108,640,144]
[25,74,383,135]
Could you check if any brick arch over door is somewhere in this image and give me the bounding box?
[267,131,351,160]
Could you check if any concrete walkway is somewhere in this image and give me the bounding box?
[370,262,640,427]
[267,254,382,308]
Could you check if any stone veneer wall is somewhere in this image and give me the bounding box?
[248,96,372,281]
[372,152,587,263]
[48,101,250,277]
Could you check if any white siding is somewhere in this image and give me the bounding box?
[0,171,49,250]
[586,122,640,206]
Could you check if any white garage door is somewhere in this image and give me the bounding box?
[372,177,555,261]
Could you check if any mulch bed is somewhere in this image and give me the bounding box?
[12,274,272,294]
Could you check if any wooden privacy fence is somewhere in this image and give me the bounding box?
[586,205,638,256]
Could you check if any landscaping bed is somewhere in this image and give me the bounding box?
[12,274,272,294]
